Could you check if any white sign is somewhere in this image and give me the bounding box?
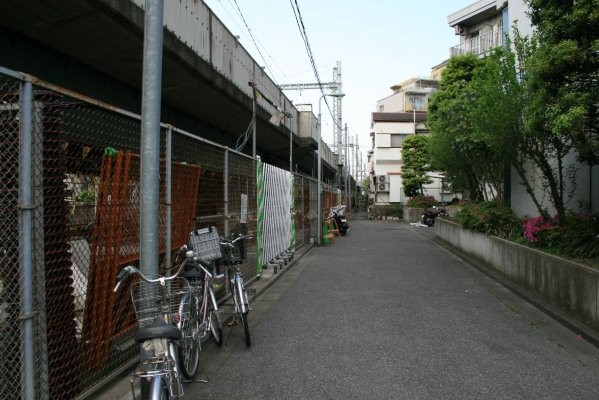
[240,194,248,224]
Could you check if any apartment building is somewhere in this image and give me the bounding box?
[368,78,446,205]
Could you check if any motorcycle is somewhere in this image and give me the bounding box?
[329,205,349,236]
[421,205,448,227]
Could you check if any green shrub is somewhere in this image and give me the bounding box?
[545,214,599,264]
[455,202,522,238]
[75,189,95,204]
[370,204,403,218]
[406,195,437,208]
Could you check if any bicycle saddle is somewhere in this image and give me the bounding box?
[134,316,182,343]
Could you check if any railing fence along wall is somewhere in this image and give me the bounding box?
[0,66,333,399]
[450,28,504,57]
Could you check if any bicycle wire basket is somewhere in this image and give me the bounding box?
[221,240,244,265]
[189,226,222,262]
[130,277,192,329]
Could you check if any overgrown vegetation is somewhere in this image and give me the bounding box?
[454,202,522,239]
[369,204,403,218]
[406,195,437,208]
[518,213,599,264]
[453,201,599,266]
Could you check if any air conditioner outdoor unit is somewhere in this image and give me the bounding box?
[377,182,389,192]
[377,175,387,183]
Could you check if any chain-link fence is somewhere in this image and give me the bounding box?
[0,66,339,399]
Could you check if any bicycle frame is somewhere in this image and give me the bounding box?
[182,252,221,337]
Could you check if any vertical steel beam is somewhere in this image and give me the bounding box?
[140,0,164,276]
[19,80,35,400]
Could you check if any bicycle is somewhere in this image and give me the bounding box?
[220,235,253,347]
[176,246,224,380]
[114,261,190,400]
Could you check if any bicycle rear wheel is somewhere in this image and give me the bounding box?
[177,294,200,380]
[209,309,223,346]
[140,376,171,400]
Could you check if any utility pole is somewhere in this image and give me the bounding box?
[279,61,343,154]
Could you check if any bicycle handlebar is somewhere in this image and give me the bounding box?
[113,245,189,292]
[220,235,253,247]
[183,250,217,279]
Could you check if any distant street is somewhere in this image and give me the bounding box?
[185,216,599,400]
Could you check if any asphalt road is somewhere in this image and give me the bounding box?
[184,217,599,399]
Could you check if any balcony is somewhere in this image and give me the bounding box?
[450,28,503,57]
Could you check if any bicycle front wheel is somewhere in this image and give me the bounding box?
[235,277,251,347]
[240,310,251,347]
[177,294,200,380]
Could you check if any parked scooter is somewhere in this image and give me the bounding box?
[329,205,349,236]
[421,205,448,227]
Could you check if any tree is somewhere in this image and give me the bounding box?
[526,0,599,165]
[468,35,547,215]
[427,54,505,202]
[470,24,588,224]
[401,135,432,197]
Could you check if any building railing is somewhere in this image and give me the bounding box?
[450,28,504,57]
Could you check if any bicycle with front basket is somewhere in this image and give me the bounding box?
[176,245,224,380]
[114,261,189,399]
[220,234,253,347]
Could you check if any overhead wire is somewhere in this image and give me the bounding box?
[288,0,343,131]
[229,0,280,84]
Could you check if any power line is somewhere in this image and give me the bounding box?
[288,0,340,129]
[229,0,279,84]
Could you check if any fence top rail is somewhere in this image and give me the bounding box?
[0,65,256,161]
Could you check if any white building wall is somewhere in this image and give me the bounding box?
[508,0,533,37]
[376,123,415,134]
[377,94,404,112]
[389,175,403,202]
[511,152,599,217]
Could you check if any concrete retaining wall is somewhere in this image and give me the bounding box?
[403,207,424,223]
[436,218,599,331]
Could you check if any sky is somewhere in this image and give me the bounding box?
[202,0,475,168]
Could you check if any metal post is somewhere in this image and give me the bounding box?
[317,98,323,246]
[140,0,164,276]
[317,92,345,244]
[344,123,348,206]
[252,83,257,159]
[224,148,229,237]
[165,128,172,274]
[19,80,35,400]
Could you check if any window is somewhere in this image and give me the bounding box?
[470,30,480,54]
[378,104,384,112]
[390,134,406,147]
[407,96,425,111]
